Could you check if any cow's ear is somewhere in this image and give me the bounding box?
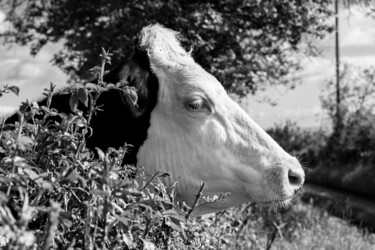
[103,47,159,118]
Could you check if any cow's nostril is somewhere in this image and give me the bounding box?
[288,169,303,187]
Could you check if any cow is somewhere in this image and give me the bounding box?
[5,24,304,217]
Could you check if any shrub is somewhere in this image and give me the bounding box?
[0,50,223,249]
[267,121,327,168]
[321,65,375,166]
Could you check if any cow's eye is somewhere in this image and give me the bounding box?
[185,99,205,112]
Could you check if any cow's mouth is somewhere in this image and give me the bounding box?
[256,193,299,208]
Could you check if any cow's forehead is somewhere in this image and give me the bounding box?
[138,24,225,98]
[172,65,225,97]
[139,24,194,68]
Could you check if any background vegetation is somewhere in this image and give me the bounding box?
[1,0,332,97]
[267,64,375,199]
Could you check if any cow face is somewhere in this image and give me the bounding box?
[136,25,304,216]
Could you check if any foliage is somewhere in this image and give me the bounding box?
[267,121,327,167]
[268,65,375,168]
[267,65,375,199]
[263,197,375,250]
[321,64,375,165]
[1,0,333,96]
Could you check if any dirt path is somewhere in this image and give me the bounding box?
[303,183,375,230]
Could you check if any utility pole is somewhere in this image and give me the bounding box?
[335,0,341,131]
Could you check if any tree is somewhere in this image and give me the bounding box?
[1,0,332,97]
[321,64,375,163]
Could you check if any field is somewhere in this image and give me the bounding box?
[260,199,375,250]
[194,195,375,250]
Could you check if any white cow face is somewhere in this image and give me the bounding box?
[136,24,304,216]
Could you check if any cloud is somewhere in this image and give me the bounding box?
[297,57,334,87]
[0,9,13,34]
[0,8,68,108]
[0,42,68,109]
[340,8,375,47]
[0,105,17,117]
[342,55,375,66]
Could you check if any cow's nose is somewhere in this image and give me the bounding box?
[288,167,305,188]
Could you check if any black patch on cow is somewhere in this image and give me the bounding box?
[5,45,159,165]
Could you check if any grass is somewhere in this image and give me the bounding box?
[196,195,375,250]
[264,199,375,250]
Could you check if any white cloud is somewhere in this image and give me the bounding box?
[297,57,334,87]
[0,10,4,21]
[0,42,68,109]
[0,105,17,117]
[0,9,12,34]
[340,8,375,47]
[19,63,42,78]
[342,55,375,66]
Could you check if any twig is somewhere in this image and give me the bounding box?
[140,170,161,191]
[42,202,60,250]
[185,182,205,220]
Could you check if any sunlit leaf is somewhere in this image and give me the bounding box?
[123,86,138,107]
[95,147,105,161]
[17,136,35,151]
[141,238,155,250]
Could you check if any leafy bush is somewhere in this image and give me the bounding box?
[321,65,375,166]
[267,121,327,168]
[268,66,375,170]
[267,65,375,198]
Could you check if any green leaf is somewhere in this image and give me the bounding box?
[141,238,155,250]
[95,147,105,161]
[77,88,89,107]
[0,191,8,204]
[159,172,170,178]
[163,209,185,222]
[17,136,35,151]
[8,85,20,96]
[85,83,98,90]
[123,86,138,107]
[35,179,53,190]
[22,168,39,180]
[69,91,79,112]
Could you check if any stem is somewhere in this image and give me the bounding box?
[185,182,205,220]
[140,170,161,191]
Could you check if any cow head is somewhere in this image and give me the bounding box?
[134,24,304,216]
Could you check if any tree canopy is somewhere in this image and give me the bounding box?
[1,0,332,96]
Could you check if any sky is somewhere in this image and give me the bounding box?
[1,6,375,129]
[244,6,375,128]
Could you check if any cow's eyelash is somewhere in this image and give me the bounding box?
[183,96,215,114]
[185,99,205,111]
